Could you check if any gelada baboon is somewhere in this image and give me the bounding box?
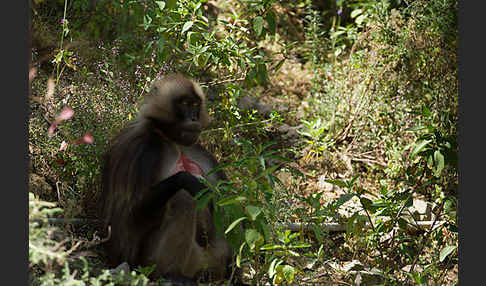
[100,74,236,285]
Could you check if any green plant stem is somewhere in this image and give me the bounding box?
[404,200,444,283]
[388,196,412,251]
[361,205,386,264]
[56,0,69,85]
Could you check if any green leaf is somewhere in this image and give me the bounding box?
[260,244,283,250]
[257,62,268,85]
[197,52,210,67]
[356,14,367,25]
[258,219,272,241]
[427,154,434,169]
[256,164,279,180]
[312,224,323,243]
[245,205,262,221]
[186,31,196,46]
[398,218,408,230]
[155,1,165,10]
[346,213,357,234]
[225,217,247,234]
[439,245,456,262]
[325,179,348,188]
[350,9,362,18]
[404,125,427,132]
[360,197,374,212]
[282,265,295,282]
[289,242,311,249]
[245,229,264,251]
[247,67,257,83]
[195,191,212,209]
[157,38,165,54]
[234,137,254,150]
[217,195,247,206]
[335,193,355,208]
[264,154,290,162]
[268,258,283,278]
[143,15,152,31]
[266,11,276,34]
[253,16,264,36]
[404,194,413,208]
[236,242,246,267]
[421,105,431,117]
[331,30,346,39]
[273,270,284,284]
[434,150,445,175]
[206,162,231,176]
[273,58,286,72]
[166,0,177,10]
[410,140,431,160]
[182,21,193,33]
[350,174,360,186]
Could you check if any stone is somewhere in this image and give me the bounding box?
[342,260,364,272]
[408,198,433,221]
[278,123,305,140]
[109,262,130,275]
[237,95,273,117]
[350,268,383,285]
[318,175,335,192]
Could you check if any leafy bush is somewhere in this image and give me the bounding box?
[298,0,458,283]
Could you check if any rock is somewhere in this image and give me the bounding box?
[342,260,364,272]
[327,261,342,272]
[407,198,433,221]
[402,264,423,273]
[277,123,305,140]
[237,95,273,117]
[318,175,335,192]
[336,196,362,218]
[295,101,310,119]
[327,260,364,272]
[109,262,130,275]
[379,231,394,243]
[350,268,383,285]
[277,124,290,133]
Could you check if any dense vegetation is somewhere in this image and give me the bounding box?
[29,0,458,285]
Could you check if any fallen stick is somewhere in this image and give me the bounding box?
[279,220,445,233]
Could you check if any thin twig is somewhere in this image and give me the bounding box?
[335,78,372,144]
[388,197,414,250]
[201,119,273,135]
[201,76,247,86]
[360,202,387,264]
[350,157,387,168]
[405,201,445,282]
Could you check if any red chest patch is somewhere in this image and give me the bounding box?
[174,152,204,176]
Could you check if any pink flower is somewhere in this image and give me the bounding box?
[48,107,75,135]
[73,132,94,145]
